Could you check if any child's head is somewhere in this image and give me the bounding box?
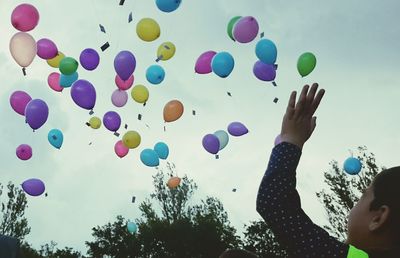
[347,166,400,250]
[219,249,259,258]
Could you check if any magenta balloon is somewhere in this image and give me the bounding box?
[115,74,134,91]
[114,140,129,158]
[16,144,32,160]
[10,91,32,116]
[111,89,128,107]
[22,178,45,196]
[103,111,121,132]
[202,134,220,154]
[47,72,63,92]
[114,51,136,81]
[70,80,96,110]
[227,122,249,136]
[195,51,217,74]
[233,16,259,43]
[11,4,40,32]
[25,99,49,130]
[80,48,100,71]
[37,38,58,59]
[253,61,276,81]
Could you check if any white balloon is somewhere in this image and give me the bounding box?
[214,130,229,150]
[9,32,37,68]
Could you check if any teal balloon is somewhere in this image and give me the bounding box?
[146,65,165,85]
[48,129,64,149]
[60,72,78,88]
[211,52,234,78]
[154,142,169,159]
[255,39,277,65]
[127,221,137,234]
[297,52,317,77]
[140,149,160,167]
[343,157,362,175]
[214,130,229,150]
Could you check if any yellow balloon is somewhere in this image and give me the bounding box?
[89,116,101,129]
[122,131,141,149]
[136,18,160,42]
[131,85,149,104]
[157,42,176,61]
[47,52,65,68]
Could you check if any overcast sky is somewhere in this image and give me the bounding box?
[1,0,400,253]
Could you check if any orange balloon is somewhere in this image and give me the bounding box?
[163,100,184,122]
[167,177,181,189]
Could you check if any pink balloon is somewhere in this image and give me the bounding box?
[114,140,129,158]
[11,4,40,32]
[10,91,32,116]
[37,38,58,59]
[47,72,63,92]
[16,144,32,161]
[115,74,134,91]
[233,16,259,43]
[111,90,128,107]
[195,51,217,74]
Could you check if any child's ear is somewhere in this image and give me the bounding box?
[369,205,390,232]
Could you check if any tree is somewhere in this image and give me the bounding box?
[316,146,384,241]
[20,242,83,258]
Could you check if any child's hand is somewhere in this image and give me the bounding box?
[280,83,325,149]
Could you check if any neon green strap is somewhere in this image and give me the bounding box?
[347,245,369,258]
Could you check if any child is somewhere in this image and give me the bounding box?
[219,249,259,258]
[256,83,399,257]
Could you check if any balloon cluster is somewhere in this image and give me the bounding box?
[253,39,278,82]
[227,16,259,43]
[140,142,169,167]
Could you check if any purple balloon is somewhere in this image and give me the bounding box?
[16,144,32,160]
[253,61,276,81]
[80,48,100,71]
[202,134,220,154]
[37,38,58,59]
[25,99,49,130]
[103,111,121,132]
[233,16,259,43]
[10,90,32,116]
[111,89,128,107]
[22,178,45,197]
[228,122,249,137]
[114,51,136,81]
[195,51,217,74]
[71,80,96,111]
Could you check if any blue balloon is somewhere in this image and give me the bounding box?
[146,65,165,85]
[214,130,229,150]
[255,39,277,65]
[155,0,181,12]
[140,149,160,167]
[211,52,234,78]
[127,221,137,234]
[48,129,64,149]
[60,72,78,88]
[343,157,362,175]
[154,142,169,159]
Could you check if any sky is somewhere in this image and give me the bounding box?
[1,0,400,253]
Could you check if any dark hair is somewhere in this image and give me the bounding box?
[219,249,259,258]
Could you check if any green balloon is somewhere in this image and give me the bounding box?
[59,57,79,75]
[227,16,242,41]
[297,52,316,77]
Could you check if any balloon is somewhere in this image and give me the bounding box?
[156,0,181,12]
[167,177,181,189]
[211,52,235,78]
[21,178,45,197]
[10,91,32,116]
[48,129,63,149]
[227,122,249,136]
[114,51,136,81]
[127,221,137,234]
[115,74,134,91]
[297,52,317,77]
[60,72,78,88]
[80,48,100,71]
[131,85,149,104]
[344,157,362,175]
[111,90,128,107]
[47,52,65,68]
[36,38,57,59]
[47,72,63,92]
[154,142,169,159]
[274,134,282,146]
[16,144,32,161]
[89,116,101,129]
[9,32,36,68]
[11,4,39,32]
[157,42,176,61]
[233,16,259,43]
[253,61,276,82]
[103,111,121,132]
[115,140,129,158]
[202,134,220,154]
[163,100,184,122]
[227,16,242,41]
[25,99,49,130]
[59,57,79,75]
[146,65,165,85]
[140,149,160,167]
[136,18,160,42]
[70,80,96,110]
[214,130,229,151]
[255,39,277,65]
[195,51,217,74]
[122,131,141,149]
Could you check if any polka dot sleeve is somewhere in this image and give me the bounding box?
[256,142,349,257]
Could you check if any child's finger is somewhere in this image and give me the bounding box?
[310,89,325,115]
[286,91,296,119]
[306,83,318,109]
[294,85,309,119]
